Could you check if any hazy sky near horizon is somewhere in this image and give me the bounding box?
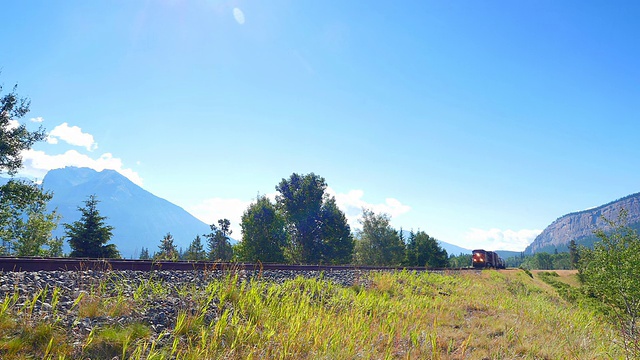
[2,1,639,251]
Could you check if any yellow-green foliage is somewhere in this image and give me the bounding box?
[158,270,621,359]
[82,323,151,359]
[0,270,624,359]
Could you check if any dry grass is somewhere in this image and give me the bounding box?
[531,269,582,287]
[0,269,624,359]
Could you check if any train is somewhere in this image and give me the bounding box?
[471,249,506,269]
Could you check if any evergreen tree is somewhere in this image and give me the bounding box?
[184,235,206,260]
[205,219,233,261]
[568,239,579,268]
[65,195,119,258]
[405,230,418,266]
[404,230,448,267]
[155,232,178,260]
[139,247,150,260]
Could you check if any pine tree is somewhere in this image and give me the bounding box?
[184,235,206,260]
[205,219,233,261]
[155,233,178,260]
[139,247,150,260]
[568,239,579,268]
[65,195,119,258]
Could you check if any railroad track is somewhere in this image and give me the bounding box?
[0,256,480,273]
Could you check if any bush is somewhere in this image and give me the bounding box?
[578,211,640,358]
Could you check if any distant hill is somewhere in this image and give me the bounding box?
[439,241,472,256]
[397,230,471,256]
[495,250,522,259]
[41,167,212,258]
[525,192,640,254]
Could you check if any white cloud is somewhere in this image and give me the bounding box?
[326,187,411,230]
[47,123,98,151]
[30,117,44,123]
[463,228,542,252]
[21,149,143,186]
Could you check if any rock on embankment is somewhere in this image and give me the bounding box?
[0,269,368,345]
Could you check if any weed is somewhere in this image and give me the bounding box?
[520,267,534,278]
[82,323,151,359]
[0,268,626,359]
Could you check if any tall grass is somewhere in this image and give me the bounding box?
[0,269,624,359]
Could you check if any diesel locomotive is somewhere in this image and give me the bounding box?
[472,249,506,269]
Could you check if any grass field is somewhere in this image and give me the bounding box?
[0,269,622,359]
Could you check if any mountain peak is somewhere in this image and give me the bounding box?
[44,166,99,187]
[42,167,210,258]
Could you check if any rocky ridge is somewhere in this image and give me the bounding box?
[525,192,640,254]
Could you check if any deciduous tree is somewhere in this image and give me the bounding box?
[318,197,353,264]
[353,209,404,266]
[0,81,58,256]
[0,180,60,255]
[448,253,472,268]
[0,83,46,175]
[276,173,352,264]
[238,195,286,263]
[578,210,640,357]
[13,206,61,256]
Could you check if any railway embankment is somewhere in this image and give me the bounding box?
[0,268,621,359]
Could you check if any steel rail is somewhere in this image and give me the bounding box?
[0,256,483,272]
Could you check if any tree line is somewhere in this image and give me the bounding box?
[0,82,448,266]
[140,173,448,267]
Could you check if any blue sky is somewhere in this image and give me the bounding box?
[2,1,639,251]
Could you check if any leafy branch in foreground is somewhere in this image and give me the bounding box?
[0,80,58,256]
[578,209,640,358]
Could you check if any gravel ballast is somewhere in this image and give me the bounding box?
[0,268,370,347]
